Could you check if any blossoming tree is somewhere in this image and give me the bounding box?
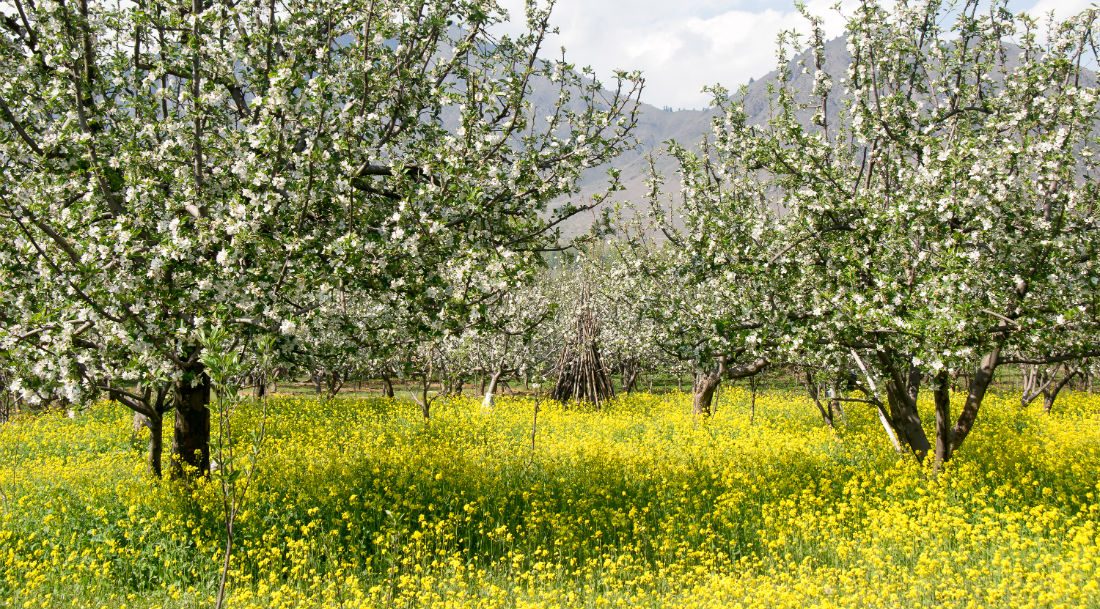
[0,0,641,477]
[692,0,1100,463]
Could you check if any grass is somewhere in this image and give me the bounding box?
[0,388,1098,608]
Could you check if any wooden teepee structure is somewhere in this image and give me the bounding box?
[550,297,615,409]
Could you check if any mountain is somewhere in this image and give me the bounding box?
[555,36,853,238]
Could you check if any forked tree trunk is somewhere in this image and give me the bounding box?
[882,383,931,461]
[620,358,640,394]
[1043,365,1079,413]
[381,375,395,398]
[693,370,721,417]
[877,353,932,462]
[945,348,1000,461]
[170,370,211,480]
[1021,364,1055,408]
[326,371,343,398]
[482,368,505,409]
[804,371,835,429]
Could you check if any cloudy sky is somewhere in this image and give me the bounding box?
[495,0,1096,109]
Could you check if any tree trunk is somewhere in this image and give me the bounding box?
[933,371,952,470]
[804,371,835,428]
[170,370,211,480]
[418,375,431,422]
[147,414,164,478]
[621,370,638,393]
[381,375,394,398]
[946,347,1000,460]
[1020,364,1050,408]
[620,360,639,394]
[906,365,921,406]
[693,370,721,417]
[482,369,504,409]
[882,381,931,462]
[827,379,846,423]
[1043,365,1078,414]
[326,371,343,398]
[130,384,169,478]
[877,353,932,462]
[748,375,757,424]
[253,372,266,399]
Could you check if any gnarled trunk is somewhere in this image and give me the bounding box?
[381,375,394,398]
[692,370,721,417]
[326,370,343,398]
[882,382,931,462]
[620,358,640,394]
[877,353,931,462]
[170,370,211,480]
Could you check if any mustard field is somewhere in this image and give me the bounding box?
[1,389,1099,608]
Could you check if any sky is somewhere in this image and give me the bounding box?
[494,0,1097,109]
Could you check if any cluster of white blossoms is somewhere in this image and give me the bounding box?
[620,0,1100,463]
[0,0,641,424]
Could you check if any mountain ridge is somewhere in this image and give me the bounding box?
[556,36,853,238]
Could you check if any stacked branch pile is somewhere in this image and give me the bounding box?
[551,295,615,408]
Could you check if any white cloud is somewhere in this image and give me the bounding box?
[493,0,1094,109]
[492,0,857,109]
[1025,0,1096,18]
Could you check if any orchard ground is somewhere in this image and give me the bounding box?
[1,389,1098,609]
